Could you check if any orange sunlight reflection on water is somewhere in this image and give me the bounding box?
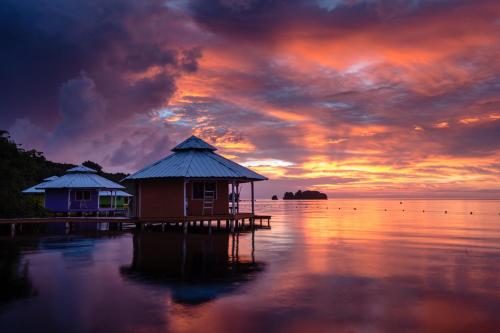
[166,199,500,332]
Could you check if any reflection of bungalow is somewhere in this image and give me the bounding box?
[124,136,267,218]
[22,176,59,206]
[35,165,128,215]
[0,238,39,307]
[121,232,264,304]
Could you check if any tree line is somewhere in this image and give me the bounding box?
[0,130,127,218]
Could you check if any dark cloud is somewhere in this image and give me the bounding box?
[106,126,173,170]
[436,120,500,157]
[52,73,106,141]
[0,0,202,129]
[187,0,480,41]
[188,0,379,39]
[1,0,499,197]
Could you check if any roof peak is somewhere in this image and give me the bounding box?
[171,135,217,152]
[67,165,97,173]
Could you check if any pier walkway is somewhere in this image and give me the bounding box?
[0,213,271,236]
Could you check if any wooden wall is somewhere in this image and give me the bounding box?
[138,179,184,218]
[136,179,230,218]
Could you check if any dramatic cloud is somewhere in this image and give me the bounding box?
[1,0,202,163]
[1,0,499,197]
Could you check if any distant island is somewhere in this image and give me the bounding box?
[283,190,328,200]
[271,195,278,200]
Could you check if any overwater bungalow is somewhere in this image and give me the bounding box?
[35,165,128,215]
[124,135,267,219]
[22,176,132,213]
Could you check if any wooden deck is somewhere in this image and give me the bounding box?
[0,213,271,235]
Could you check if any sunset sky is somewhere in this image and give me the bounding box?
[1,0,499,198]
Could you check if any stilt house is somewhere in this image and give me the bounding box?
[36,165,126,214]
[124,135,267,218]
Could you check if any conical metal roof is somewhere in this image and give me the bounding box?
[36,166,124,189]
[67,165,97,173]
[172,135,217,151]
[22,184,45,194]
[23,176,59,193]
[125,136,267,181]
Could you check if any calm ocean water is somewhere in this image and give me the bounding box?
[1,199,500,333]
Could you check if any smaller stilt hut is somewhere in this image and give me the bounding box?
[36,165,126,215]
[124,135,267,219]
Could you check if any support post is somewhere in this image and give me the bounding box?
[236,233,240,259]
[251,228,255,263]
[251,181,255,216]
[67,189,71,212]
[231,233,235,259]
[183,179,187,217]
[138,182,142,218]
[230,180,236,232]
[181,236,187,278]
[231,180,236,215]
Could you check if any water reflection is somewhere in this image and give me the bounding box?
[2,200,500,332]
[121,232,265,304]
[0,238,38,310]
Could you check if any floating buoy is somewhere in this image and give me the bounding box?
[400,202,403,204]
[422,210,425,212]
[470,212,473,215]
[338,208,341,210]
[384,209,387,211]
[445,210,448,214]
[354,208,357,210]
[402,209,405,212]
